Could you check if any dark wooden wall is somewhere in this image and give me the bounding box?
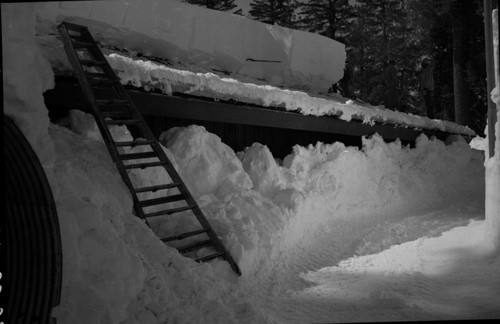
[46,77,466,160]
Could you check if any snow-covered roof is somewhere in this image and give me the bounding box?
[104,52,475,136]
[34,0,475,138]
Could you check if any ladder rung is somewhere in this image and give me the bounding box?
[119,151,158,160]
[73,41,94,48]
[178,239,214,254]
[124,161,166,169]
[89,78,116,86]
[80,59,107,66]
[162,229,209,242]
[137,194,185,207]
[115,140,155,147]
[145,205,195,218]
[62,22,87,32]
[135,183,181,193]
[58,21,242,276]
[68,35,89,44]
[101,111,133,119]
[96,99,130,106]
[195,252,225,263]
[86,72,107,78]
[105,119,142,125]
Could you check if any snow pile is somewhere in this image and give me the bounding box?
[1,3,55,164]
[76,110,487,277]
[35,0,345,93]
[47,106,486,323]
[49,120,277,324]
[49,108,485,323]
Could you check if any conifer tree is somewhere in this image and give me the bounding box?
[249,0,298,28]
[183,0,239,12]
[408,0,487,131]
[297,0,352,41]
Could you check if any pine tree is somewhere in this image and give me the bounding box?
[249,0,299,28]
[345,0,407,104]
[408,0,487,131]
[297,0,353,41]
[183,0,239,12]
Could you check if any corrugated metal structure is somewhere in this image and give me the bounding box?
[4,115,62,324]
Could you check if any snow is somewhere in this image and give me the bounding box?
[2,2,55,165]
[103,53,473,135]
[3,2,500,324]
[47,111,495,323]
[35,0,344,93]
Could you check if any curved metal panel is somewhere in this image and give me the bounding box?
[4,115,62,324]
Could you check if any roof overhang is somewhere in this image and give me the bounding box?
[44,76,473,143]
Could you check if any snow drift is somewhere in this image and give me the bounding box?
[47,108,486,323]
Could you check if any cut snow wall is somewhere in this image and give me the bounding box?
[484,8,500,254]
[35,0,345,92]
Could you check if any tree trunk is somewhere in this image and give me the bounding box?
[328,0,336,39]
[381,1,389,60]
[451,1,470,126]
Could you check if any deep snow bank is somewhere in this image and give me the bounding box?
[65,110,486,278]
[35,0,345,92]
[2,2,55,164]
[51,109,485,323]
[48,120,270,324]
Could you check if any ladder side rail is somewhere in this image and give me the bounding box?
[59,22,241,275]
[58,23,121,159]
[75,27,226,234]
[58,23,148,222]
[90,42,241,273]
[79,29,159,145]
[98,63,241,272]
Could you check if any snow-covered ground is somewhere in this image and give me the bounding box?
[3,2,500,324]
[41,108,500,323]
[48,111,499,323]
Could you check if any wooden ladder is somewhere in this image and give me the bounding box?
[57,21,241,276]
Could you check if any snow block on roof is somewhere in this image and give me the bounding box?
[36,0,345,92]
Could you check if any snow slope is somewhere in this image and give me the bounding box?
[3,2,500,324]
[47,108,493,323]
